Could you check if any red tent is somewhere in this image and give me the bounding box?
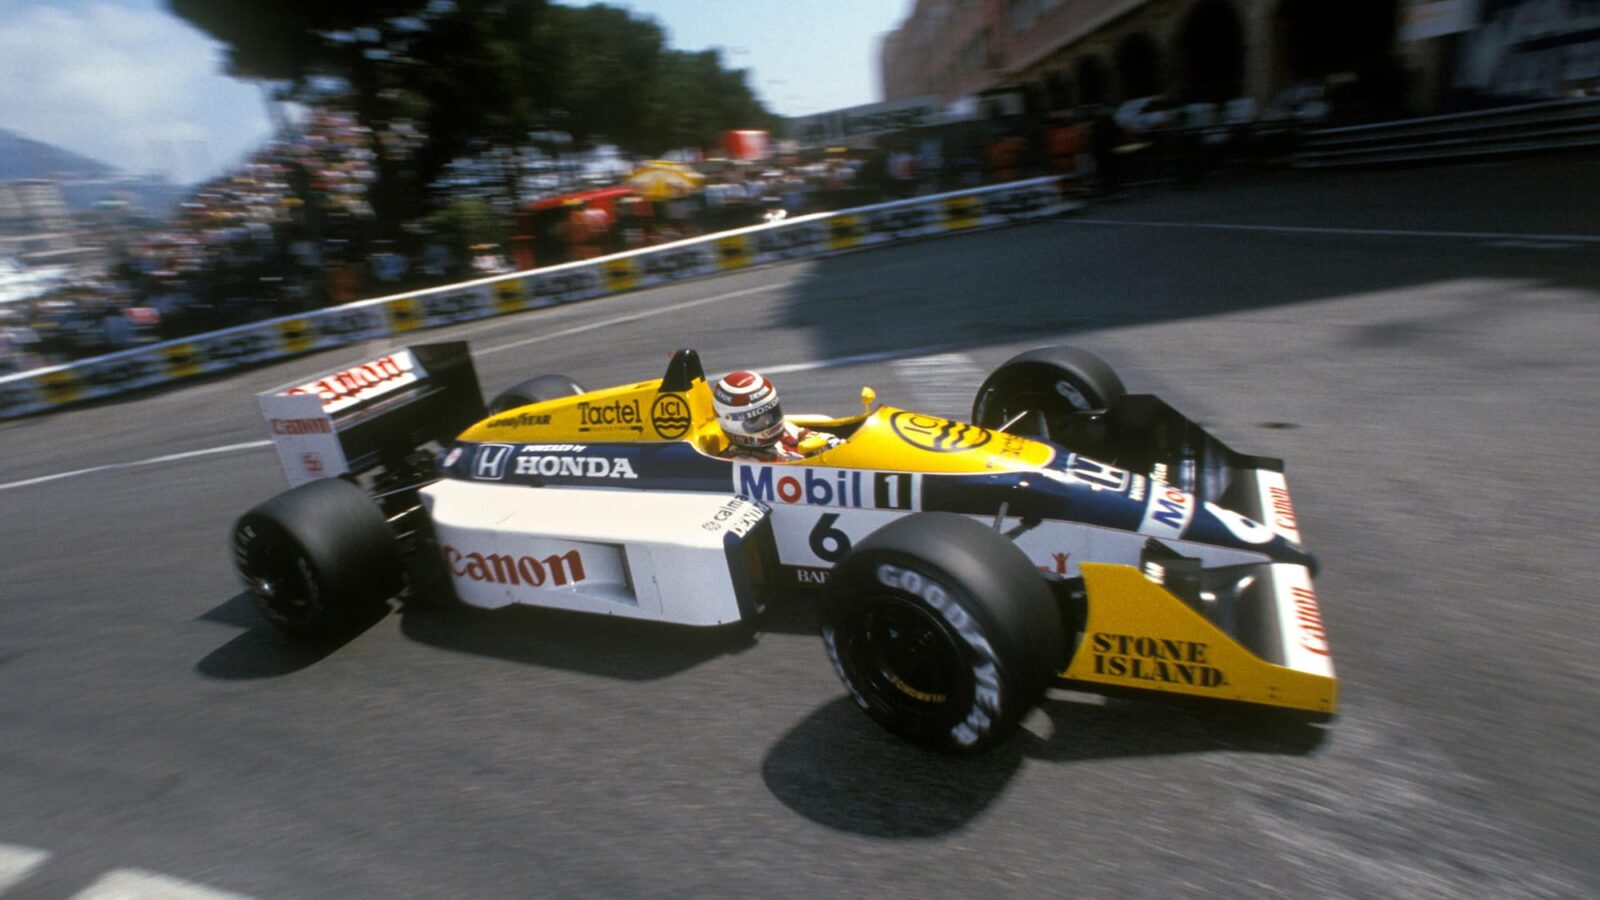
[527,186,637,216]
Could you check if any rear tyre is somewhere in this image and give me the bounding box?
[487,374,586,415]
[233,478,404,638]
[820,513,1065,754]
[971,346,1125,437]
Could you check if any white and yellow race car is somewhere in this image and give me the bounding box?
[234,343,1335,753]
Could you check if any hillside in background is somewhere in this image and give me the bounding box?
[0,128,187,218]
[0,128,118,181]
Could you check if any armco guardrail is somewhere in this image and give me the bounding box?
[1295,96,1600,168]
[0,177,1073,420]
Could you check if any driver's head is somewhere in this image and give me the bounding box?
[713,370,784,449]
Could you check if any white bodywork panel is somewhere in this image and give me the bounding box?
[419,480,767,626]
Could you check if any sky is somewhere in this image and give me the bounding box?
[0,0,912,185]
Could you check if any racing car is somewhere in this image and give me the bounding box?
[234,342,1336,752]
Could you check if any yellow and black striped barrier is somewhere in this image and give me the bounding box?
[0,178,1076,419]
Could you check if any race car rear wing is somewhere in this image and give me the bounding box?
[259,342,485,487]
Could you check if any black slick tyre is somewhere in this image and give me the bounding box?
[487,374,586,415]
[971,345,1126,433]
[820,513,1065,754]
[232,478,404,638]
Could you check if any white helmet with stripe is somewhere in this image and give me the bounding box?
[712,370,785,448]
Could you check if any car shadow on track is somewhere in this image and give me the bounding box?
[193,591,760,682]
[193,592,385,679]
[762,693,1325,838]
[393,601,760,681]
[193,574,819,683]
[762,697,1026,837]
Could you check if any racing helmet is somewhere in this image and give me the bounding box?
[712,370,785,449]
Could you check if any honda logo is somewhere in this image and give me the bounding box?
[473,443,514,480]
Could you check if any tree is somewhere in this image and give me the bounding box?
[659,50,775,154]
[538,4,665,152]
[168,0,775,219]
[407,1,552,203]
[166,0,431,83]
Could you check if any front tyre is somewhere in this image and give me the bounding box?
[971,345,1125,437]
[232,478,404,638]
[487,374,586,415]
[820,513,1064,754]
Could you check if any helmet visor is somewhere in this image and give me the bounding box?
[725,402,783,437]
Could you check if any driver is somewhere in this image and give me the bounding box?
[713,370,841,461]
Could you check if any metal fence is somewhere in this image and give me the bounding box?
[1295,96,1600,168]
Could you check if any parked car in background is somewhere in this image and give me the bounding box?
[1264,82,1332,127]
[1114,96,1178,143]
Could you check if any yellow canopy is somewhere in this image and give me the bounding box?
[626,162,704,200]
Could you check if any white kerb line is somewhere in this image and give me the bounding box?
[72,868,255,900]
[478,283,789,357]
[0,440,272,493]
[0,844,49,893]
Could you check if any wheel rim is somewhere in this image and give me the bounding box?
[990,389,1066,435]
[1016,383,1092,413]
[243,540,319,625]
[851,596,968,718]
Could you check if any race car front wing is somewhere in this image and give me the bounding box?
[1062,561,1336,716]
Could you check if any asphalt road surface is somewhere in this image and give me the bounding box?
[2,156,1597,898]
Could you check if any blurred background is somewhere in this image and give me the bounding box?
[3,0,1593,372]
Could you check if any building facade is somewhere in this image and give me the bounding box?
[877,0,1548,119]
[0,180,82,265]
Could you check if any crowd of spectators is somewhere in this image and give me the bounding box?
[2,108,449,371]
[519,128,1098,270]
[117,108,408,330]
[1,106,1111,374]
